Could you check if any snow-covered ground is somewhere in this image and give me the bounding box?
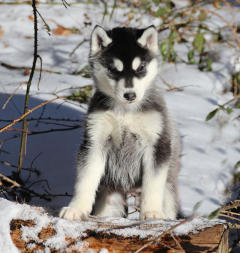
[0,0,240,252]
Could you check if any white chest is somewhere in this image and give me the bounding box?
[87,110,163,146]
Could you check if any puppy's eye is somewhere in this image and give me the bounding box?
[108,64,117,73]
[136,62,146,74]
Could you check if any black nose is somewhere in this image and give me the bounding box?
[123,92,136,102]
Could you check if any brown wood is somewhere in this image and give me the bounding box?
[217,229,229,253]
[10,218,229,253]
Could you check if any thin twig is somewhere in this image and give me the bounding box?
[0,124,80,147]
[0,173,21,188]
[201,9,240,47]
[0,97,66,133]
[0,160,39,174]
[134,216,195,253]
[62,0,70,8]
[0,1,97,5]
[100,0,108,23]
[228,223,240,229]
[37,55,43,90]
[69,39,88,57]
[25,152,42,185]
[222,210,240,216]
[170,231,184,251]
[0,117,82,123]
[29,125,81,135]
[24,122,28,156]
[28,179,51,191]
[0,62,61,74]
[222,95,240,107]
[2,81,27,110]
[35,104,46,127]
[219,213,240,223]
[54,84,92,95]
[17,0,39,174]
[109,0,117,21]
[36,9,51,35]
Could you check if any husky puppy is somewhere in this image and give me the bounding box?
[60,25,180,221]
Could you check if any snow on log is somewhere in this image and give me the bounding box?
[0,198,228,253]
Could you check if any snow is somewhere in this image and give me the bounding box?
[0,0,239,251]
[0,197,225,252]
[0,199,20,253]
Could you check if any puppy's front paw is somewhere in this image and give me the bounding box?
[140,211,166,220]
[59,206,89,221]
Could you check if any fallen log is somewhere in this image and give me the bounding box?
[0,198,228,253]
[10,216,228,253]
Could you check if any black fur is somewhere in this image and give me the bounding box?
[83,87,172,191]
[87,90,112,113]
[90,27,154,86]
[60,26,180,221]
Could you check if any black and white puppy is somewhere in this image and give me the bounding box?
[60,25,180,221]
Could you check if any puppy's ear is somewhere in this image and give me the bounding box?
[90,25,112,54]
[137,25,158,54]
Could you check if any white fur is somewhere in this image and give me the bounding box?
[108,110,163,145]
[114,59,158,105]
[137,26,158,54]
[60,113,112,221]
[163,183,177,219]
[59,146,106,220]
[132,57,141,71]
[113,58,124,72]
[140,159,170,220]
[89,109,163,147]
[132,58,158,102]
[60,109,164,220]
[140,147,177,220]
[93,189,126,217]
[91,26,112,54]
[93,62,115,97]
[60,26,179,222]
[93,57,158,106]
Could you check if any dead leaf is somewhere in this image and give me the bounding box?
[0,27,4,39]
[28,15,34,21]
[24,69,30,76]
[24,35,32,39]
[84,13,90,20]
[53,25,72,36]
[3,42,8,48]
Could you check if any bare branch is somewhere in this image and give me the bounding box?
[36,9,51,35]
[0,62,61,74]
[17,0,39,174]
[0,97,66,133]
[37,55,43,90]
[2,81,27,110]
[0,173,21,188]
[134,216,195,253]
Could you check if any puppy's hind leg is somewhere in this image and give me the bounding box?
[92,187,127,218]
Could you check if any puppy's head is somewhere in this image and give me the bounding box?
[89,26,159,106]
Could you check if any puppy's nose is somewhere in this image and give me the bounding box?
[123,92,136,102]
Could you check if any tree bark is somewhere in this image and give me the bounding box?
[10,218,228,253]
